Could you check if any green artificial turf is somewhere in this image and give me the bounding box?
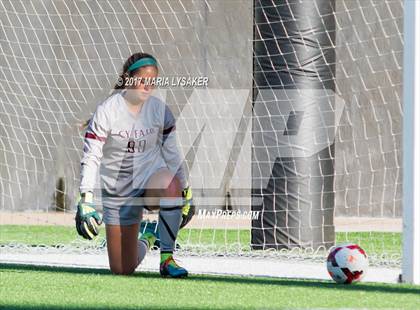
[0,226,414,309]
[0,264,419,310]
[0,225,402,258]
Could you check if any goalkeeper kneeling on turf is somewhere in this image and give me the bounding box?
[76,52,194,278]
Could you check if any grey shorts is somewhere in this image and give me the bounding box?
[101,189,146,226]
[102,205,144,226]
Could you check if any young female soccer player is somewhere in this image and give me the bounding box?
[75,52,194,278]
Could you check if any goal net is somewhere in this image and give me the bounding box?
[0,0,406,281]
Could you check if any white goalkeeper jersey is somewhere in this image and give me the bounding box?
[79,91,187,208]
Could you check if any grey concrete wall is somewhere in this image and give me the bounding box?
[334,0,403,217]
[0,0,403,219]
[0,0,253,211]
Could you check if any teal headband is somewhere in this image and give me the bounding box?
[127,57,157,72]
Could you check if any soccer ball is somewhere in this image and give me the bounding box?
[326,243,369,284]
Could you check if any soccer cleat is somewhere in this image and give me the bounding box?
[160,255,188,278]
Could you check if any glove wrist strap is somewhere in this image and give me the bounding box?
[81,191,94,204]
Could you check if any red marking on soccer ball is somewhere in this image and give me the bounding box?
[326,243,369,284]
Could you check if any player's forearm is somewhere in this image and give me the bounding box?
[79,102,109,193]
[79,140,104,193]
[79,160,100,193]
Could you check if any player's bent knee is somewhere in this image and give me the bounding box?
[151,169,181,196]
[164,175,182,197]
[110,265,136,276]
[143,169,183,209]
[109,261,138,275]
[159,196,184,210]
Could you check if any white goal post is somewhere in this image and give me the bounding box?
[402,0,420,285]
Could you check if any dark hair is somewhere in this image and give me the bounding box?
[81,53,158,131]
[113,52,158,90]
